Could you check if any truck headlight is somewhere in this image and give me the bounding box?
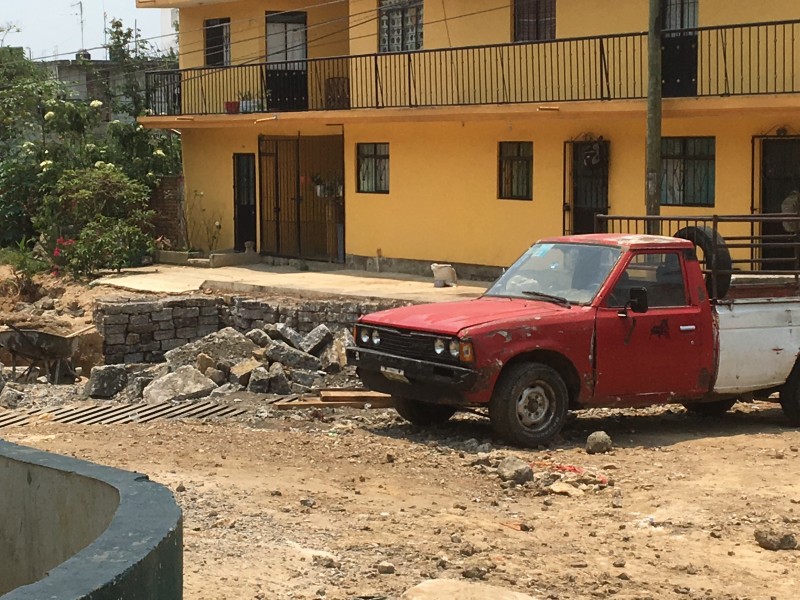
[360,328,370,344]
[371,330,381,345]
[434,338,446,354]
[449,340,460,358]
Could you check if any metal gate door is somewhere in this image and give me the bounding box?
[233,153,256,252]
[566,140,610,234]
[662,0,698,98]
[259,135,344,260]
[761,138,800,270]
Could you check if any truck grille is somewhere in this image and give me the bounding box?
[359,326,460,365]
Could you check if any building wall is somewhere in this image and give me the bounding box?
[344,109,800,267]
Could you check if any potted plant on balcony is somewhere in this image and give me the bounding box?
[224,100,240,114]
[240,91,262,114]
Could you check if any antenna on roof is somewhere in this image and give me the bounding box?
[71,1,85,51]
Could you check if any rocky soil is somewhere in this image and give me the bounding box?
[2,269,800,598]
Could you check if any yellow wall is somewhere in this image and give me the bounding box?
[344,109,800,267]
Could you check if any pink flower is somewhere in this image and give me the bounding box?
[53,247,61,257]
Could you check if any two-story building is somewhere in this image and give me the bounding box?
[138,0,800,277]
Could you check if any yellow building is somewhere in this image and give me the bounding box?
[138,0,800,277]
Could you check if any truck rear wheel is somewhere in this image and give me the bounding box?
[393,397,457,426]
[489,362,569,447]
[673,226,732,298]
[780,367,800,426]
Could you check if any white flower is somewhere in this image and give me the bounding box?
[94,161,106,168]
[21,141,34,149]
[85,143,96,151]
[153,149,166,157]
[40,160,53,170]
[44,111,55,121]
[146,171,154,177]
[89,100,103,109]
[136,125,144,132]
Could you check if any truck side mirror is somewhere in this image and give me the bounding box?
[629,287,649,313]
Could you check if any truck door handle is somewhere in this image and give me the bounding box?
[679,325,696,332]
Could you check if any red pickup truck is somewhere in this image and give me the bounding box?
[347,231,800,447]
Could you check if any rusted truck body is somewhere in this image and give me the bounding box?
[347,228,800,447]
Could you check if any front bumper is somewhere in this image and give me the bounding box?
[346,346,478,405]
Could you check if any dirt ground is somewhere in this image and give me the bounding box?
[4,401,800,600]
[1,268,799,599]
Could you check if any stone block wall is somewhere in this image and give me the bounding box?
[94,295,410,364]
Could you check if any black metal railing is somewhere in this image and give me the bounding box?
[145,19,800,117]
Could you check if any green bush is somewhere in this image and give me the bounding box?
[67,216,154,275]
[0,238,49,298]
[34,164,153,244]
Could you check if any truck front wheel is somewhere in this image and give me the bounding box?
[393,397,457,426]
[489,362,569,447]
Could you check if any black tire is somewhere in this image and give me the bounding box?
[780,365,800,425]
[682,398,736,416]
[673,226,732,299]
[393,397,457,426]
[488,362,569,447]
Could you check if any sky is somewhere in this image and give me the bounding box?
[1,1,168,61]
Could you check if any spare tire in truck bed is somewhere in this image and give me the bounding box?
[673,225,732,299]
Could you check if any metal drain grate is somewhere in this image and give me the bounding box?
[0,400,249,429]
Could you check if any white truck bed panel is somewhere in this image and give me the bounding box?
[714,298,800,394]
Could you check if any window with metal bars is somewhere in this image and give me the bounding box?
[357,143,390,193]
[204,18,231,66]
[499,142,534,200]
[379,0,423,53]
[662,0,698,32]
[660,137,715,207]
[514,0,556,42]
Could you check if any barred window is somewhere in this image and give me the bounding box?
[358,143,390,193]
[204,18,231,67]
[499,142,533,200]
[661,137,715,207]
[515,0,556,42]
[663,0,698,31]
[379,0,423,53]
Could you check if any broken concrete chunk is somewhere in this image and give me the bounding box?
[289,369,325,389]
[754,529,798,551]
[195,353,215,374]
[142,366,217,403]
[497,456,534,485]
[548,481,584,497]
[205,368,227,386]
[586,431,613,454]
[164,327,258,370]
[228,357,264,387]
[268,362,292,395]
[0,387,25,409]
[247,366,271,394]
[85,365,128,399]
[272,323,305,350]
[265,341,321,371]
[402,580,536,600]
[210,383,241,397]
[319,327,354,372]
[246,328,272,348]
[300,324,333,356]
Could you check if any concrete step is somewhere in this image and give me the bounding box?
[187,258,211,268]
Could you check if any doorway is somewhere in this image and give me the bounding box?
[265,11,308,112]
[565,139,610,234]
[259,135,345,261]
[233,154,257,252]
[761,138,800,270]
[661,0,698,98]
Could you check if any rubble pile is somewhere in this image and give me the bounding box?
[84,324,357,404]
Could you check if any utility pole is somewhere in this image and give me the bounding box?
[645,0,663,235]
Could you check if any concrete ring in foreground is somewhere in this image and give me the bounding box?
[0,439,182,599]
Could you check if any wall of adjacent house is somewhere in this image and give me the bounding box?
[344,107,800,268]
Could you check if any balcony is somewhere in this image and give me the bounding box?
[145,19,800,118]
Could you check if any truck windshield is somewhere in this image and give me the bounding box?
[485,243,623,305]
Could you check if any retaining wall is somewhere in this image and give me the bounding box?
[0,440,182,599]
[94,295,410,364]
